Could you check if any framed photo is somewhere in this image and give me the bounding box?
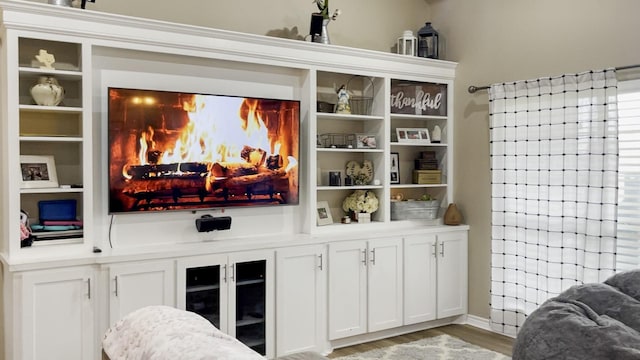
[390,152,400,184]
[396,128,430,144]
[20,155,59,189]
[355,134,377,149]
[316,201,334,226]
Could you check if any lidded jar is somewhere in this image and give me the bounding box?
[30,76,65,106]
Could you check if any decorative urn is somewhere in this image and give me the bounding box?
[30,76,65,106]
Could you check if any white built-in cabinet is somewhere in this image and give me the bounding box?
[106,260,175,325]
[328,237,403,339]
[404,230,468,325]
[436,231,469,318]
[176,251,275,358]
[16,266,95,360]
[0,2,465,360]
[275,245,327,356]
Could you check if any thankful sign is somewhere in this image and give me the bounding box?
[390,81,447,116]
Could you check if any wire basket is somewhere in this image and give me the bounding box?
[317,133,356,148]
[347,76,374,115]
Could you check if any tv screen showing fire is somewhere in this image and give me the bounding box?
[108,88,300,213]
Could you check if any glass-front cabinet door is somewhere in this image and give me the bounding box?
[233,260,267,355]
[177,252,273,358]
[185,265,222,328]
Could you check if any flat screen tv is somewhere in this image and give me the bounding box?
[108,88,300,213]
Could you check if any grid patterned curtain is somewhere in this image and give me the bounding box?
[488,69,619,336]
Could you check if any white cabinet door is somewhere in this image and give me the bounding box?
[328,240,367,340]
[19,266,95,360]
[108,260,175,324]
[275,245,326,357]
[436,231,468,318]
[404,234,437,325]
[367,237,403,332]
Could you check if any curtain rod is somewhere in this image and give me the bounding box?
[467,64,640,94]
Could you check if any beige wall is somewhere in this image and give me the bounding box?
[34,0,640,321]
[77,0,431,53]
[429,0,640,318]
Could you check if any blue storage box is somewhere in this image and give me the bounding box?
[38,199,77,222]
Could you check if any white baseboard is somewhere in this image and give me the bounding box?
[465,315,516,339]
[464,314,492,332]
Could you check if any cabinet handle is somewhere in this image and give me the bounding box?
[223,264,227,283]
[318,253,323,270]
[370,249,376,265]
[362,249,367,266]
[87,278,91,299]
[432,243,437,258]
[230,264,235,282]
[114,276,119,297]
[440,242,445,257]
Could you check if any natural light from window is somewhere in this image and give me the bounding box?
[616,79,640,271]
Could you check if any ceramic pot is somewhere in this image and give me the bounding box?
[357,212,371,223]
[444,203,462,225]
[31,76,65,106]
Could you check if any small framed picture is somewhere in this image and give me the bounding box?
[355,134,377,149]
[396,128,431,144]
[390,152,400,184]
[316,201,334,226]
[20,155,59,189]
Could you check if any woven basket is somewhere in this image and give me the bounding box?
[347,76,374,115]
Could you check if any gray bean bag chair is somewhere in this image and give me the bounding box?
[513,270,640,360]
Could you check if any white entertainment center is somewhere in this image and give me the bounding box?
[0,1,468,359]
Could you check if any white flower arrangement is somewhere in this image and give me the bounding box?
[342,190,379,214]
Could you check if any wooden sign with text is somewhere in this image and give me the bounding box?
[390,81,447,116]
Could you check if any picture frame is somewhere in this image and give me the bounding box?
[20,155,59,189]
[390,152,400,184]
[355,134,377,149]
[316,201,334,226]
[396,127,431,144]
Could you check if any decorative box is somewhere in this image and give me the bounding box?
[413,170,442,184]
[391,200,440,220]
[38,199,77,222]
[414,159,438,170]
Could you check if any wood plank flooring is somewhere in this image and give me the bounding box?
[327,324,514,358]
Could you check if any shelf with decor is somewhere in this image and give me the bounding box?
[13,35,89,253]
[314,71,386,229]
[388,78,452,223]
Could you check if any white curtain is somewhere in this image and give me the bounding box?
[488,69,619,337]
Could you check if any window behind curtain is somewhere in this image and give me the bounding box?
[617,79,640,271]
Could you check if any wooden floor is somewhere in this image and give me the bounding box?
[327,324,514,358]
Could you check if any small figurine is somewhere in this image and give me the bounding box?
[335,84,351,114]
[35,49,55,70]
[432,125,442,143]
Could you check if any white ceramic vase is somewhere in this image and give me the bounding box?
[30,76,65,106]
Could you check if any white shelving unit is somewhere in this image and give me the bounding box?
[0,3,464,359]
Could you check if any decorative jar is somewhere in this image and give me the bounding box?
[30,76,65,106]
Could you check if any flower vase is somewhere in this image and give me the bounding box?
[357,212,371,223]
[313,18,331,44]
[30,76,65,106]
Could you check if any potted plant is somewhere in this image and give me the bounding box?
[342,190,378,223]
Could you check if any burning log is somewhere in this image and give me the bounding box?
[209,162,258,178]
[241,145,267,167]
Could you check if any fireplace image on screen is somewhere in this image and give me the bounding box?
[108,88,300,213]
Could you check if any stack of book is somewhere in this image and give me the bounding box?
[31,220,83,241]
